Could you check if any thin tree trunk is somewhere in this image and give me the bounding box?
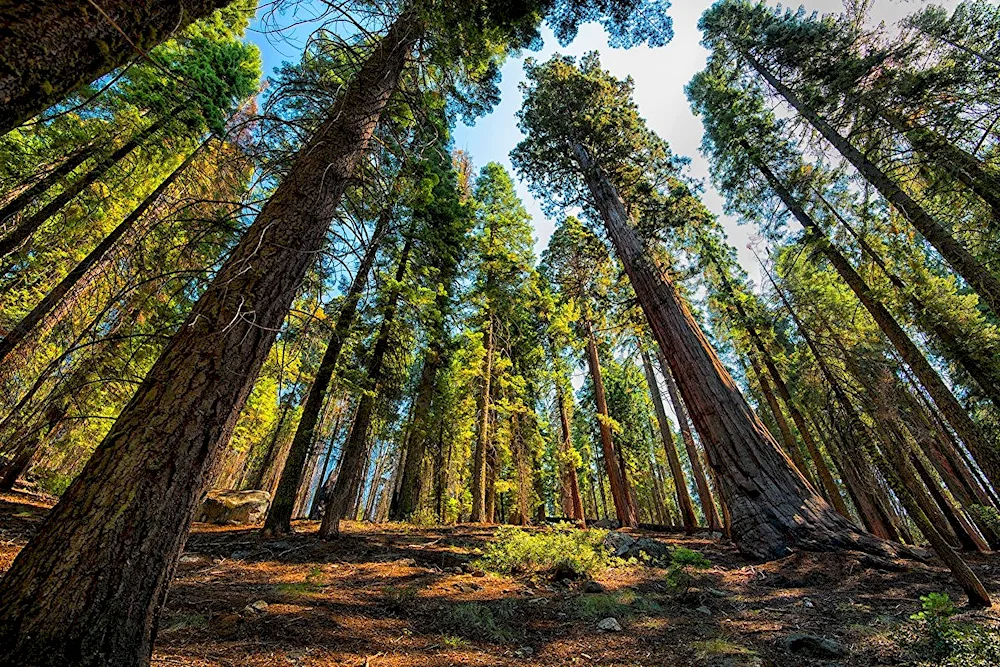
[319,230,414,538]
[584,321,638,527]
[0,0,233,132]
[570,141,896,560]
[656,350,723,531]
[471,314,494,523]
[394,346,441,520]
[556,380,585,524]
[746,54,1000,318]
[0,145,97,227]
[748,146,1000,489]
[263,205,391,534]
[0,138,207,370]
[641,348,697,531]
[0,115,169,262]
[0,17,420,664]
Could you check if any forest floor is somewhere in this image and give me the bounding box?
[3,489,1000,666]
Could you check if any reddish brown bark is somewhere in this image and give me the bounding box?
[0,16,420,664]
[571,142,896,560]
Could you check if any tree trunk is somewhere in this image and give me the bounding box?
[641,348,697,531]
[319,230,414,538]
[748,147,1000,489]
[0,115,169,262]
[0,138,206,370]
[0,16,420,665]
[262,205,390,535]
[584,321,638,527]
[0,145,96,227]
[0,0,233,133]
[747,54,1000,318]
[394,343,442,520]
[555,381,585,524]
[471,314,494,523]
[656,350,723,531]
[746,352,815,487]
[570,142,896,560]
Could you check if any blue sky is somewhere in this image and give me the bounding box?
[249,0,960,286]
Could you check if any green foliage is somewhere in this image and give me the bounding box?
[478,524,613,577]
[33,469,73,496]
[665,547,711,597]
[574,589,660,619]
[906,593,1000,666]
[441,601,517,642]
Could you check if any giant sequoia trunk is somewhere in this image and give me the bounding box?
[641,348,697,531]
[0,0,232,133]
[0,16,420,665]
[319,232,413,538]
[584,321,638,528]
[0,115,170,262]
[746,54,1000,318]
[570,142,896,560]
[262,206,390,535]
[656,350,722,532]
[748,149,1000,490]
[0,139,206,371]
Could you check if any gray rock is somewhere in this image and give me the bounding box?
[603,531,637,557]
[584,581,606,593]
[696,605,713,615]
[244,600,269,614]
[601,532,671,562]
[782,632,846,659]
[596,617,622,632]
[197,489,271,525]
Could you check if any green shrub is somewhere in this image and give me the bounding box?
[665,547,711,598]
[442,601,517,642]
[34,469,73,496]
[408,507,440,527]
[574,590,660,619]
[907,592,1000,666]
[478,524,614,578]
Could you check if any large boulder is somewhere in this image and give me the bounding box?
[602,531,672,563]
[197,489,271,525]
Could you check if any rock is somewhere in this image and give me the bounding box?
[707,587,730,598]
[782,633,846,659]
[802,597,815,608]
[445,566,463,574]
[601,532,671,563]
[208,613,242,634]
[197,489,271,525]
[584,581,606,593]
[244,600,269,614]
[396,558,417,567]
[596,617,622,632]
[515,646,534,658]
[471,569,486,577]
[178,553,206,565]
[696,605,713,616]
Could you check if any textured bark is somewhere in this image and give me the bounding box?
[584,322,638,527]
[571,142,891,560]
[0,17,418,665]
[319,231,414,538]
[263,206,390,535]
[0,0,232,132]
[747,54,1000,318]
[656,350,723,532]
[0,139,205,371]
[641,348,697,531]
[0,145,96,227]
[394,349,441,520]
[749,149,1000,489]
[0,115,168,262]
[470,315,494,523]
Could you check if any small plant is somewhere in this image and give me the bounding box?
[478,524,613,578]
[383,584,419,612]
[574,590,660,619]
[665,547,711,598]
[408,507,440,527]
[440,634,470,649]
[905,592,1000,666]
[442,601,517,642]
[693,638,756,661]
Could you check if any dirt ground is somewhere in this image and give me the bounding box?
[3,489,1000,666]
